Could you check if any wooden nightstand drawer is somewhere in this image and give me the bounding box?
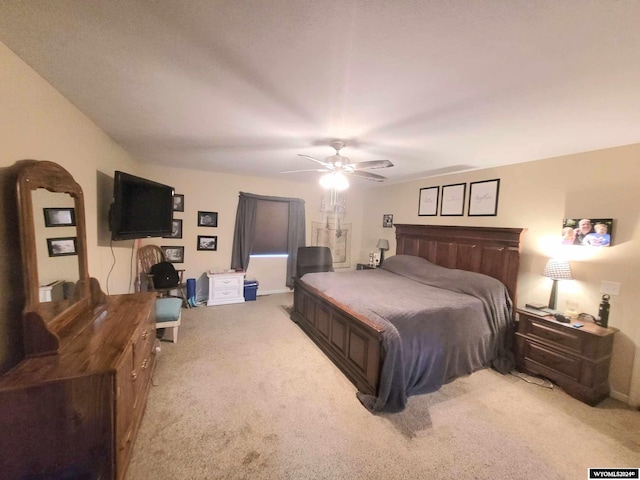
[522,340,582,381]
[526,320,584,353]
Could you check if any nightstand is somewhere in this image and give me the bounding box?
[356,263,377,270]
[515,307,618,405]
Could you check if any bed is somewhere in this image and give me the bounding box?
[290,224,525,412]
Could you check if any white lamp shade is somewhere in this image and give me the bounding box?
[542,259,573,280]
[376,239,389,250]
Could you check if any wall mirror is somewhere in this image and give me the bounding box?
[17,160,105,356]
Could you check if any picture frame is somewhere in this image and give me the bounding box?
[43,207,76,227]
[562,218,613,247]
[163,219,183,239]
[418,186,439,216]
[197,235,218,251]
[382,214,393,228]
[173,194,184,212]
[468,179,500,216]
[46,237,77,257]
[198,211,218,227]
[161,246,185,263]
[440,183,466,216]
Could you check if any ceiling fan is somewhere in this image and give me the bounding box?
[281,140,394,183]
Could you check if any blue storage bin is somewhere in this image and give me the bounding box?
[244,278,259,301]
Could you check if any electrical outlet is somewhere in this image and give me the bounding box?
[600,281,621,296]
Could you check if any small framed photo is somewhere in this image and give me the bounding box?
[562,218,613,247]
[418,186,439,216]
[468,179,500,216]
[198,211,218,227]
[43,208,76,227]
[163,219,183,239]
[161,246,185,263]
[197,235,218,251]
[47,237,77,257]
[440,183,466,216]
[173,194,184,212]
[382,214,393,228]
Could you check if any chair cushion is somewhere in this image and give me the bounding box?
[156,298,183,322]
[150,261,179,288]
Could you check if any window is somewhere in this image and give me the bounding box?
[251,200,289,255]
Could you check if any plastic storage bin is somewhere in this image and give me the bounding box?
[243,279,259,301]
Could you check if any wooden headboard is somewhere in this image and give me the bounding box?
[394,224,526,305]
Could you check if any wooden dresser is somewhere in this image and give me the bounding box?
[0,292,156,480]
[515,308,617,405]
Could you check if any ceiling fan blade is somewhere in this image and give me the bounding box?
[347,170,388,182]
[298,154,332,168]
[351,160,394,170]
[280,168,330,174]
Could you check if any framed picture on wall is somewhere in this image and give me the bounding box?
[440,183,466,216]
[161,246,184,263]
[418,186,439,216]
[382,214,393,228]
[43,208,76,227]
[173,194,184,212]
[198,211,218,227]
[562,218,613,246]
[163,219,183,239]
[197,235,218,251]
[47,237,77,257]
[468,179,500,216]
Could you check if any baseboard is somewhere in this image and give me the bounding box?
[609,388,629,405]
[257,288,291,296]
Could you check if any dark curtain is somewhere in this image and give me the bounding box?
[231,192,306,288]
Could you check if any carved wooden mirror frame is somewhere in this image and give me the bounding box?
[17,160,105,356]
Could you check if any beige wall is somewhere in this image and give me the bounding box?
[360,144,640,404]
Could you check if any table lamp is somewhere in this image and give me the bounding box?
[542,259,573,310]
[376,239,389,266]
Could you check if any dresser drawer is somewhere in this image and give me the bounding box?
[212,275,244,288]
[210,287,243,300]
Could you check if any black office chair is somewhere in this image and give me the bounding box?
[296,246,334,278]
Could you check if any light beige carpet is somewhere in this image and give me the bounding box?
[127,293,639,480]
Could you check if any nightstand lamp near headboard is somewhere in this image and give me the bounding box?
[542,258,573,310]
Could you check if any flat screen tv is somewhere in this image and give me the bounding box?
[110,171,174,240]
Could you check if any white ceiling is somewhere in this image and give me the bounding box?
[1,0,639,186]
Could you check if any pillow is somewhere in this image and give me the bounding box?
[150,261,179,289]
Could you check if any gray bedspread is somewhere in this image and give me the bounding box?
[299,254,514,413]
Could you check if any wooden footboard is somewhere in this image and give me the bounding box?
[291,278,384,395]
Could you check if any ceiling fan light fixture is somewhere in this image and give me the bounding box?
[319,171,349,191]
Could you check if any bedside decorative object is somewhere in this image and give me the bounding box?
[515,308,617,405]
[542,258,572,309]
[376,238,389,266]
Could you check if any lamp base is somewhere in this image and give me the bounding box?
[548,279,559,310]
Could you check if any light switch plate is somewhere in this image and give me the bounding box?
[600,281,621,296]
